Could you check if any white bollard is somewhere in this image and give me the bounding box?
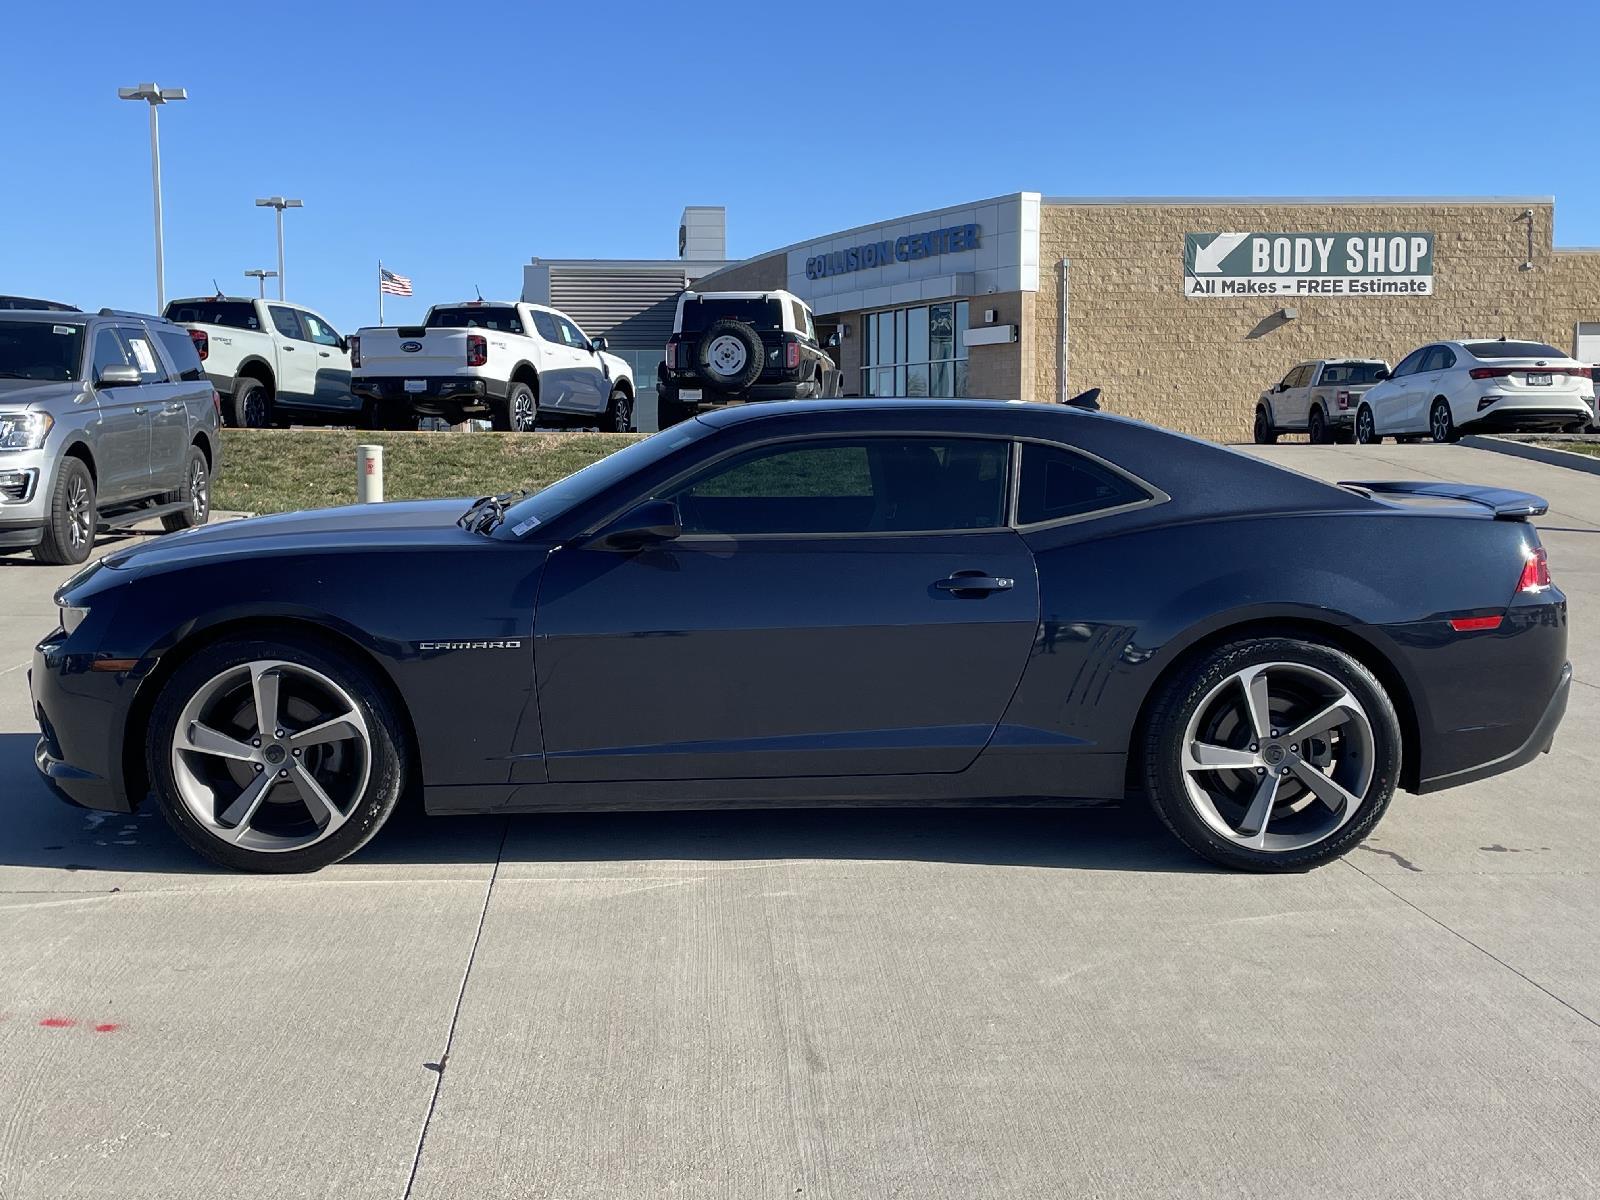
[357,444,384,503]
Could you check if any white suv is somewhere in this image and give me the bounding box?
[1355,339,1596,443]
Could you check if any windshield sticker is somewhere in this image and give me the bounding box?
[53,325,75,335]
[512,517,542,536]
[128,338,158,375]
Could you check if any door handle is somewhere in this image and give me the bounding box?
[164,402,186,412]
[319,351,331,357]
[132,406,149,415]
[283,345,296,352]
[935,571,1015,596]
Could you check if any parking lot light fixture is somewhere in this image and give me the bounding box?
[254,197,304,300]
[244,269,278,299]
[118,84,187,311]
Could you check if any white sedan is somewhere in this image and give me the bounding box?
[1355,339,1595,443]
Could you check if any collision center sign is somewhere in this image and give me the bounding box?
[1184,232,1434,298]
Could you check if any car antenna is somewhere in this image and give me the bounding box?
[1066,387,1101,411]
[475,284,484,302]
[212,278,222,299]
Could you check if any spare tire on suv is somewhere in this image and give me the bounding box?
[695,319,765,392]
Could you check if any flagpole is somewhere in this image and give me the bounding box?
[378,260,384,326]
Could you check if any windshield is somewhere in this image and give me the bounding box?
[681,298,783,335]
[427,307,524,333]
[1465,341,1566,360]
[1319,362,1387,385]
[0,320,84,381]
[164,300,261,330]
[496,423,713,535]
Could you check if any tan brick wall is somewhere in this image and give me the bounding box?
[964,291,1028,401]
[1034,201,1600,442]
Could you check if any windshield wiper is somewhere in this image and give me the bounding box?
[457,489,529,535]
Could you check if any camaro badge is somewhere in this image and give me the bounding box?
[418,640,523,651]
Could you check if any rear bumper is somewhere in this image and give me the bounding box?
[352,376,508,411]
[663,376,811,405]
[1465,402,1593,432]
[1416,661,1571,793]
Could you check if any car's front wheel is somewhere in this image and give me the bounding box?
[148,637,409,872]
[1142,637,1401,872]
[605,386,634,432]
[33,457,96,565]
[1429,398,1459,443]
[1253,406,1277,444]
[1355,404,1382,445]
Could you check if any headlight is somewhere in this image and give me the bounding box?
[59,602,89,634]
[0,411,53,451]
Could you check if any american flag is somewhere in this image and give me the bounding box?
[380,266,413,297]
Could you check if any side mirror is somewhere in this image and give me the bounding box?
[592,335,609,353]
[1276,381,1289,392]
[338,336,349,354]
[592,499,680,551]
[827,331,841,349]
[1374,368,1391,381]
[97,365,140,388]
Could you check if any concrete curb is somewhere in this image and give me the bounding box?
[1461,435,1600,479]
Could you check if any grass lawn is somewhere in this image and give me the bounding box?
[213,429,644,515]
[1532,440,1600,458]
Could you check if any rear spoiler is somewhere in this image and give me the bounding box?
[1339,480,1549,521]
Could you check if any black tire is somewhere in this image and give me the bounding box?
[695,319,764,391]
[1307,406,1330,445]
[604,386,634,433]
[147,636,410,873]
[232,378,271,429]
[1252,406,1278,445]
[1141,637,1402,872]
[1355,405,1382,445]
[161,446,211,532]
[492,381,537,432]
[33,457,96,565]
[1429,398,1459,443]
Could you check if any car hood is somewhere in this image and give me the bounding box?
[0,378,83,407]
[101,498,485,571]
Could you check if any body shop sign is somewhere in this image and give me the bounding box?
[1184,233,1433,298]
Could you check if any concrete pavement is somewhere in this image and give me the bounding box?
[1,444,1597,1199]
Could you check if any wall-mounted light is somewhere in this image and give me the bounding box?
[1277,306,1299,321]
[984,308,998,324]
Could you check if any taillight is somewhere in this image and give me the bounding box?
[664,337,678,370]
[1470,365,1590,379]
[188,328,208,361]
[467,334,487,367]
[785,340,800,370]
[1336,389,1350,410]
[1517,546,1551,592]
[349,335,361,368]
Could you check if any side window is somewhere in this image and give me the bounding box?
[531,311,562,342]
[1279,367,1302,390]
[666,438,1010,536]
[155,328,206,381]
[556,316,589,350]
[268,306,307,341]
[1016,442,1151,526]
[1439,347,1457,370]
[90,328,132,380]
[120,328,168,382]
[1391,348,1427,378]
[301,312,342,347]
[791,300,812,340]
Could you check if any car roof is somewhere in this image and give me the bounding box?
[696,397,1084,428]
[0,309,91,325]
[683,289,804,303]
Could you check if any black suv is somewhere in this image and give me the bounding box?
[658,290,840,426]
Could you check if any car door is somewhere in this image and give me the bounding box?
[1411,344,1456,431]
[554,314,607,413]
[120,324,188,489]
[529,309,579,410]
[1371,347,1426,433]
[85,327,152,501]
[530,434,1040,782]
[299,310,354,411]
[266,305,318,406]
[1268,366,1303,428]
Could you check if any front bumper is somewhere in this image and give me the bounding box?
[29,633,143,813]
[0,447,50,525]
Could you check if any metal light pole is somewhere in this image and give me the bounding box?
[244,269,278,298]
[118,83,187,311]
[254,197,303,300]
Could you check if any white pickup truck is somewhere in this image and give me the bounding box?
[350,301,635,431]
[163,296,356,427]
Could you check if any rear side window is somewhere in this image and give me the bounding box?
[155,328,206,381]
[1016,443,1150,525]
[268,306,306,341]
[1318,362,1387,385]
[531,311,562,342]
[680,298,784,335]
[427,307,525,334]
[1465,341,1565,360]
[164,300,259,330]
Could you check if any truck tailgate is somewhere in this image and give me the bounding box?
[355,328,472,375]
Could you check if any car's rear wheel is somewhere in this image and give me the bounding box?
[1308,406,1329,445]
[1429,399,1459,443]
[493,382,537,432]
[605,386,634,432]
[232,378,271,428]
[148,637,409,873]
[161,446,211,532]
[1142,637,1401,872]
[33,458,96,565]
[1253,406,1277,444]
[1355,404,1382,444]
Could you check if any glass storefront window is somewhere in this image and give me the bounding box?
[861,300,970,397]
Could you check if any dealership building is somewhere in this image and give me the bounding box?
[525,195,1600,440]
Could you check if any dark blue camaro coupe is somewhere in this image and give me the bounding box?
[33,400,1569,873]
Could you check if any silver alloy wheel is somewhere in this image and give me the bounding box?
[67,474,91,549]
[1431,402,1452,442]
[513,390,536,431]
[189,458,209,522]
[1180,661,1375,852]
[1356,406,1375,443]
[707,334,747,377]
[170,660,371,853]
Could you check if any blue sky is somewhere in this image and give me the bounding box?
[5,0,1596,333]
